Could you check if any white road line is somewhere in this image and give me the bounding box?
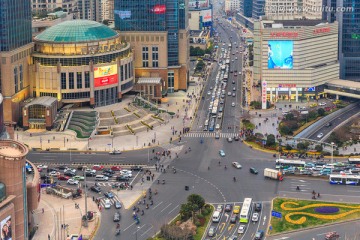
[347,190,360,192]
[140,225,153,237]
[132,224,146,235]
[123,221,136,231]
[168,205,179,215]
[160,203,172,213]
[152,201,163,210]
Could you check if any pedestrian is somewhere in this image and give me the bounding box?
[42,208,44,213]
[92,196,95,201]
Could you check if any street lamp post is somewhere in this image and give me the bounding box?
[83,167,88,227]
[331,142,335,164]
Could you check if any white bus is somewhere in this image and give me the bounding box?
[221,65,226,71]
[228,43,232,48]
[329,174,360,186]
[348,157,360,165]
[240,198,252,223]
[275,159,306,170]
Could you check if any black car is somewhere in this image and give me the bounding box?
[254,230,264,240]
[103,172,113,178]
[254,203,262,212]
[47,168,58,173]
[64,172,76,177]
[131,166,143,172]
[325,122,332,127]
[84,172,96,177]
[58,165,68,170]
[225,204,232,212]
[90,186,101,193]
[234,135,240,141]
[116,176,129,182]
[103,169,115,175]
[230,214,238,223]
[40,173,47,180]
[113,212,121,222]
[250,167,258,174]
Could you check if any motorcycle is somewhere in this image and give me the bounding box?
[115,229,121,236]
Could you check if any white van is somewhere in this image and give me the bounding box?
[215,124,220,130]
[212,211,221,223]
[95,175,109,181]
[204,120,209,126]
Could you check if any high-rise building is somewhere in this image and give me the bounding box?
[114,0,189,94]
[264,0,323,20]
[101,0,114,21]
[336,0,360,80]
[78,0,102,22]
[0,0,34,125]
[31,0,78,14]
[225,0,240,14]
[240,0,253,18]
[252,0,266,19]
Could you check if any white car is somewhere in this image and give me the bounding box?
[120,170,132,177]
[216,205,224,212]
[231,102,235,107]
[85,168,96,174]
[252,212,259,222]
[238,225,246,234]
[232,162,242,169]
[37,165,48,169]
[228,92,232,96]
[64,168,76,173]
[207,91,211,95]
[49,171,60,176]
[317,133,324,138]
[319,102,327,106]
[104,199,111,209]
[67,179,79,185]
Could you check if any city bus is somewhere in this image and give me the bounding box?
[275,159,306,170]
[239,198,252,223]
[348,157,360,165]
[329,174,360,185]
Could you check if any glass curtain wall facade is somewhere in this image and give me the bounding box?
[252,0,265,19]
[115,0,167,31]
[0,0,32,51]
[340,0,360,79]
[166,0,179,66]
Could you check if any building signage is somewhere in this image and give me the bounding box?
[151,4,166,14]
[202,9,212,23]
[262,80,267,110]
[189,0,209,9]
[270,32,298,38]
[94,64,118,87]
[313,27,331,34]
[271,210,282,219]
[279,84,296,88]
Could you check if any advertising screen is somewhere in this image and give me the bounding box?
[267,41,293,69]
[114,10,131,19]
[94,65,118,87]
[1,216,12,240]
[189,0,209,9]
[201,9,212,23]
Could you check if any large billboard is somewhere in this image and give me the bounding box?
[189,0,209,9]
[94,65,118,87]
[267,40,293,69]
[201,9,212,23]
[1,216,12,240]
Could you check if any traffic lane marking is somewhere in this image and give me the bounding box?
[168,204,179,215]
[132,224,146,234]
[160,203,172,213]
[152,201,163,210]
[140,225,153,237]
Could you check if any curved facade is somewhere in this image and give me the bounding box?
[0,94,4,134]
[0,140,39,240]
[31,20,134,107]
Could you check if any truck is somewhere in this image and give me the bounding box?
[264,168,283,181]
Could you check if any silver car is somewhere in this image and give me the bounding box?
[238,225,246,234]
[208,226,216,237]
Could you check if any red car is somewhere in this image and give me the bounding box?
[58,175,70,181]
[92,165,104,171]
[111,166,122,171]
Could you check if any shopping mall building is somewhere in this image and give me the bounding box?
[31,20,134,107]
[253,19,339,107]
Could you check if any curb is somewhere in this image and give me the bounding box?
[125,190,146,210]
[89,214,101,240]
[242,141,276,154]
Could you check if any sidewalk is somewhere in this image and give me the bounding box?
[32,193,99,240]
[15,78,205,152]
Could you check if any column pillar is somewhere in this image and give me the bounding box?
[89,61,95,106]
[336,94,339,100]
[288,88,291,102]
[295,88,299,102]
[270,88,273,103]
[275,88,278,102]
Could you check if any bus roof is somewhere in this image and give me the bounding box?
[276,159,306,164]
[329,174,360,179]
[240,198,252,215]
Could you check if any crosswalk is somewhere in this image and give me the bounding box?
[289,179,312,192]
[98,194,121,208]
[185,132,239,138]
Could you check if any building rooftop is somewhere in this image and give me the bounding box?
[0,140,28,159]
[262,19,328,28]
[137,77,162,84]
[35,20,119,43]
[24,96,57,108]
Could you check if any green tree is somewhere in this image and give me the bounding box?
[266,134,276,147]
[279,125,292,135]
[308,111,318,121]
[285,144,293,150]
[195,60,205,71]
[187,194,205,211]
[102,19,109,25]
[297,142,307,150]
[250,101,261,109]
[179,203,194,220]
[315,144,323,152]
[317,108,325,116]
[285,113,295,121]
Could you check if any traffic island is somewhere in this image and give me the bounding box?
[269,197,360,234]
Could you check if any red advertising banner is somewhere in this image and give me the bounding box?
[94,65,118,87]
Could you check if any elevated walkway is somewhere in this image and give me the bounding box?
[325,80,360,99]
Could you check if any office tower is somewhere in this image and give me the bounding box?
[240,0,253,17]
[0,0,33,124]
[78,0,102,22]
[252,0,266,19]
[115,0,189,93]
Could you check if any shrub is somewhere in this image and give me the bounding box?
[124,107,131,112]
[317,108,326,116]
[134,112,141,118]
[141,121,153,130]
[315,145,323,152]
[250,101,261,109]
[152,115,165,122]
[126,125,135,134]
[266,134,276,147]
[286,144,293,150]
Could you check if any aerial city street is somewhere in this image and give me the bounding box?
[0,0,360,240]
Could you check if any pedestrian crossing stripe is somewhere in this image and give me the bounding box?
[185,132,239,138]
[99,195,121,207]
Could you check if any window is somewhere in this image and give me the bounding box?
[19,64,23,89]
[69,72,74,89]
[168,71,174,93]
[77,72,82,89]
[61,72,66,89]
[142,46,149,67]
[85,71,90,88]
[152,46,159,67]
[120,65,124,81]
[125,63,128,79]
[14,67,18,93]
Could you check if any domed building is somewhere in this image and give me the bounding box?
[31,20,134,107]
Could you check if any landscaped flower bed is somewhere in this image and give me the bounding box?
[270,198,360,234]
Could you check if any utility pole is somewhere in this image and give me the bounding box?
[83,167,88,227]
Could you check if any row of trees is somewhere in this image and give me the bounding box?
[190,45,213,57]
